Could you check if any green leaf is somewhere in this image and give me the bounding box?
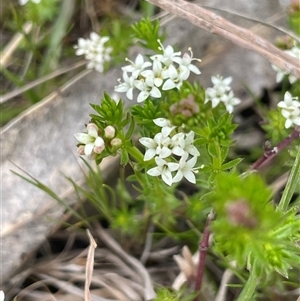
[221,158,243,170]
[277,146,300,212]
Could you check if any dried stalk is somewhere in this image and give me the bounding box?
[146,0,300,79]
[95,223,156,301]
[85,230,97,301]
[0,60,87,104]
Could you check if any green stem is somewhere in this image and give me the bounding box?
[236,268,258,301]
[277,146,300,212]
[127,145,145,163]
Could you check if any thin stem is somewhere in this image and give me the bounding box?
[277,146,300,212]
[251,129,300,170]
[194,210,214,301]
[236,266,258,301]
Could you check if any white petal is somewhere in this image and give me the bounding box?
[147,166,161,177]
[183,170,196,183]
[144,149,156,161]
[84,143,94,156]
[74,133,92,144]
[162,170,174,186]
[172,170,183,183]
[162,79,176,90]
[285,119,293,129]
[139,137,156,148]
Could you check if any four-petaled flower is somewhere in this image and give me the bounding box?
[205,75,240,113]
[74,123,105,158]
[277,91,300,129]
[147,157,179,187]
[74,32,112,73]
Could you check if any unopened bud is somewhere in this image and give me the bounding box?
[77,145,85,155]
[226,199,257,229]
[87,123,99,132]
[93,137,105,154]
[110,137,122,148]
[104,125,116,139]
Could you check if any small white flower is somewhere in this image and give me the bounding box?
[272,45,300,84]
[205,75,240,113]
[19,0,40,5]
[151,40,182,67]
[134,79,161,103]
[0,290,5,301]
[221,91,241,114]
[74,123,105,158]
[74,32,112,73]
[174,47,201,79]
[172,153,198,184]
[122,54,152,79]
[183,131,200,156]
[278,91,300,128]
[212,76,232,94]
[162,64,183,90]
[115,71,135,100]
[147,157,179,186]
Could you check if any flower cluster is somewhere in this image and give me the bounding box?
[277,91,300,129]
[115,40,201,103]
[139,118,200,186]
[272,45,300,84]
[75,123,120,159]
[205,76,241,113]
[19,0,40,4]
[74,32,112,73]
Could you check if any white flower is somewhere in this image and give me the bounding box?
[115,71,135,100]
[272,45,300,84]
[151,40,182,67]
[74,123,105,158]
[183,131,200,156]
[147,157,179,186]
[139,132,172,161]
[173,47,201,80]
[0,291,5,301]
[74,32,112,73]
[172,153,198,184]
[221,91,241,114]
[134,79,161,103]
[19,0,40,5]
[122,54,152,79]
[211,76,232,94]
[162,64,183,90]
[205,75,240,113]
[278,91,300,128]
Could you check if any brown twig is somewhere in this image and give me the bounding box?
[194,210,214,301]
[251,128,300,170]
[146,0,300,79]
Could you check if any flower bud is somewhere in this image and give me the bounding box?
[93,137,105,154]
[226,199,257,229]
[77,145,85,155]
[104,125,116,139]
[87,123,99,132]
[110,137,122,148]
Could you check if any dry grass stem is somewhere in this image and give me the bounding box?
[95,223,157,301]
[0,22,33,68]
[146,0,300,79]
[85,229,97,301]
[0,60,88,104]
